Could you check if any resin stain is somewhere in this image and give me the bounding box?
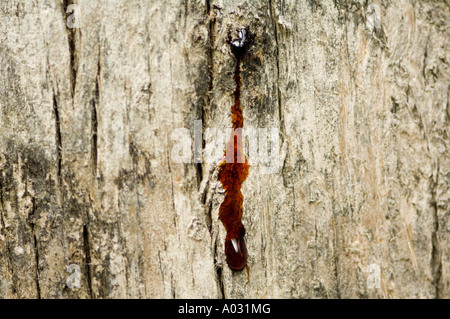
[218,28,251,271]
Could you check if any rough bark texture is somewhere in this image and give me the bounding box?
[0,0,449,299]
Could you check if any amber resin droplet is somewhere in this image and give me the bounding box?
[218,29,250,272]
[225,235,247,270]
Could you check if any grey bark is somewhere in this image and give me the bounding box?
[0,0,449,298]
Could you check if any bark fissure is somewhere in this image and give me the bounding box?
[83,224,93,298]
[332,221,341,298]
[91,57,100,177]
[206,200,213,234]
[268,0,284,137]
[29,197,41,299]
[206,1,215,97]
[158,250,165,286]
[53,94,62,191]
[213,237,225,298]
[446,84,449,123]
[32,234,41,299]
[167,154,175,212]
[430,161,443,299]
[170,273,176,298]
[0,179,6,230]
[62,0,77,96]
[422,35,430,84]
[5,244,18,297]
[91,98,98,176]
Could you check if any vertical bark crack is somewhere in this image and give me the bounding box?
[85,55,99,299]
[213,237,226,298]
[0,178,6,230]
[166,148,177,232]
[53,94,62,192]
[332,242,342,298]
[204,0,214,235]
[83,224,93,298]
[269,0,284,140]
[33,233,41,299]
[430,161,443,299]
[157,250,165,287]
[91,56,100,177]
[62,0,78,96]
[29,197,41,299]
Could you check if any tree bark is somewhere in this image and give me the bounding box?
[0,0,448,298]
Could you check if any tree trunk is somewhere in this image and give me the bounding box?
[0,0,448,299]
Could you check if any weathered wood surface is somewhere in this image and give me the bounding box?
[0,0,448,298]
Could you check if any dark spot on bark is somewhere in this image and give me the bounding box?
[391,97,399,114]
[114,143,157,190]
[307,0,322,12]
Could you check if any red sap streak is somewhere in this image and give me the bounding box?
[218,57,250,271]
